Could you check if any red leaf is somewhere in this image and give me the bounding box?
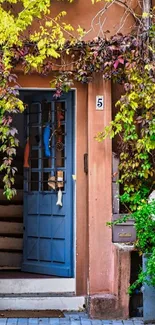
[114,60,119,69]
[118,58,124,65]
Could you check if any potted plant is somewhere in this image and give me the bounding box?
[128,193,155,323]
[114,189,155,322]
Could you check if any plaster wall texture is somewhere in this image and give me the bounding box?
[16,68,131,317]
[27,0,140,39]
[13,0,140,314]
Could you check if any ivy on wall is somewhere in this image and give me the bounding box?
[0,0,155,290]
[0,0,83,199]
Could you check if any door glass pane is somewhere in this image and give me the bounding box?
[30,172,39,191]
[55,102,65,122]
[54,101,66,168]
[42,102,51,124]
[31,150,38,168]
[29,127,40,146]
[55,124,65,168]
[42,172,52,191]
[29,103,40,125]
[42,149,52,168]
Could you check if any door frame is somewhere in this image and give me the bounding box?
[20,87,76,286]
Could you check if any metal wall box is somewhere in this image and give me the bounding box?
[112,153,136,243]
[112,224,136,243]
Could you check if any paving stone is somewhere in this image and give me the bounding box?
[17,319,28,325]
[91,321,102,325]
[0,319,7,325]
[1,314,146,325]
[69,315,81,321]
[80,320,92,325]
[38,319,49,325]
[63,315,70,320]
[7,319,18,325]
[70,320,81,325]
[59,320,70,325]
[28,319,39,325]
[49,319,60,325]
[112,321,123,325]
[131,319,143,323]
[79,314,89,319]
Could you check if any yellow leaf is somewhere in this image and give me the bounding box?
[142,12,150,18]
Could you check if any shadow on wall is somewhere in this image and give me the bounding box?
[129,251,143,317]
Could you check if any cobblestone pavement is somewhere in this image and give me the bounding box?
[0,313,149,325]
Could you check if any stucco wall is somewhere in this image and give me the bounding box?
[11,0,143,316]
[25,0,140,39]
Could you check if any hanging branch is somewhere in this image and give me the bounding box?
[143,0,151,36]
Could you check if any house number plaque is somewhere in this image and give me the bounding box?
[96,96,104,110]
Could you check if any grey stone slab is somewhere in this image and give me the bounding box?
[0,319,7,325]
[70,321,81,325]
[91,321,102,325]
[38,319,49,325]
[70,315,81,321]
[81,320,92,325]
[123,321,133,325]
[28,319,39,325]
[17,319,28,325]
[79,314,89,320]
[63,315,70,320]
[7,319,18,325]
[131,319,143,323]
[132,321,143,325]
[49,319,60,325]
[59,320,70,325]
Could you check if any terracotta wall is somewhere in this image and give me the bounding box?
[13,0,142,314]
[25,0,140,39]
[88,76,112,294]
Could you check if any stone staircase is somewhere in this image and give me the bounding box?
[0,153,23,270]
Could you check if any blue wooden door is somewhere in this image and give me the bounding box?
[21,90,74,277]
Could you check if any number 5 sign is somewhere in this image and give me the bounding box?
[96,96,104,110]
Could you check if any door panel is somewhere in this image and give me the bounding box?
[21,91,74,277]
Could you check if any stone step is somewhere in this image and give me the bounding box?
[0,278,75,294]
[0,190,23,204]
[0,296,84,311]
[0,222,23,236]
[0,237,23,250]
[0,205,23,218]
[0,252,22,268]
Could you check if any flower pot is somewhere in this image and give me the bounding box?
[143,254,155,323]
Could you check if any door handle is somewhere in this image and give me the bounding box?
[84,153,88,174]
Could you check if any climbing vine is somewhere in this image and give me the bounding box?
[0,0,83,199]
[0,0,155,291]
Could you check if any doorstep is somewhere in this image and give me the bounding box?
[0,278,75,294]
[0,296,85,311]
[0,278,84,311]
